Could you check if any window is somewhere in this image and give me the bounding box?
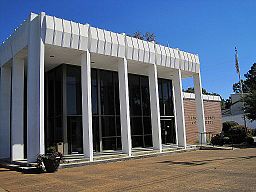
[128,74,153,148]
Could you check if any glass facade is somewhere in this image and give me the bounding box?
[45,65,122,154]
[91,69,122,151]
[45,66,64,151]
[128,74,153,148]
[66,66,83,154]
[45,64,176,155]
[158,78,176,144]
[45,65,83,154]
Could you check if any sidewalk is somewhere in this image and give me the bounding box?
[0,148,255,191]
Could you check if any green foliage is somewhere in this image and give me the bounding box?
[222,121,239,133]
[144,32,156,42]
[233,80,248,93]
[222,97,232,110]
[245,137,254,145]
[228,125,247,144]
[211,134,223,145]
[244,90,256,121]
[133,31,144,40]
[131,31,156,42]
[212,122,254,145]
[46,146,57,153]
[233,63,256,121]
[183,87,221,96]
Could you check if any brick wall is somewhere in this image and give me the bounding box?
[183,99,222,144]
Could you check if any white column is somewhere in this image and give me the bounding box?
[172,69,186,148]
[27,13,45,162]
[193,72,206,144]
[0,65,11,159]
[11,58,25,161]
[81,51,93,161]
[148,64,162,152]
[118,57,132,156]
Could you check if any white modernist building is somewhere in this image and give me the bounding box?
[0,12,207,163]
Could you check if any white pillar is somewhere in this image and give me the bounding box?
[148,64,162,152]
[11,58,25,161]
[81,51,93,161]
[193,72,206,144]
[172,69,186,148]
[27,13,45,162]
[0,65,11,159]
[118,57,132,156]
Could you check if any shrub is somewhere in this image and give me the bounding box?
[211,134,223,146]
[222,121,239,133]
[245,137,254,145]
[253,129,256,136]
[37,152,63,173]
[223,136,230,144]
[46,146,57,153]
[228,125,247,144]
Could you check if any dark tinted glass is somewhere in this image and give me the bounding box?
[102,116,116,137]
[143,117,152,135]
[91,69,98,115]
[92,116,100,151]
[158,78,174,116]
[55,67,63,115]
[67,116,83,154]
[132,136,143,148]
[113,72,120,115]
[102,138,116,150]
[116,137,122,150]
[116,116,121,136]
[92,69,121,151]
[100,71,115,115]
[141,76,151,116]
[158,79,164,115]
[128,74,153,148]
[47,73,55,117]
[130,117,143,135]
[66,66,82,115]
[128,74,142,116]
[144,135,153,147]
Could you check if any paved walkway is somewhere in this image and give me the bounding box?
[0,148,255,192]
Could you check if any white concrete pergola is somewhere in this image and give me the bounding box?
[0,12,206,163]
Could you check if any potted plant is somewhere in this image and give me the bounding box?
[37,146,63,173]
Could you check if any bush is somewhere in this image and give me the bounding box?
[46,146,57,153]
[223,136,230,144]
[211,134,223,146]
[37,152,63,173]
[228,125,247,144]
[253,129,256,136]
[245,137,254,145]
[222,121,239,133]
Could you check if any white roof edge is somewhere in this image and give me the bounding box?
[183,92,221,102]
[0,12,200,70]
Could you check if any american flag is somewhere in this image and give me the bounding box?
[235,47,240,74]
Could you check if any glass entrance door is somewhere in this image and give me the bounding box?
[67,116,83,154]
[161,119,176,144]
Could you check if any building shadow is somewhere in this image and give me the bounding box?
[157,155,256,166]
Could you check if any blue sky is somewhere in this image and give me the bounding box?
[1,0,255,99]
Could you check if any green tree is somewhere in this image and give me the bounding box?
[144,32,156,42]
[132,31,144,40]
[183,87,229,109]
[233,63,256,120]
[244,90,256,120]
[242,63,256,120]
[183,87,220,96]
[131,31,156,42]
[233,80,248,93]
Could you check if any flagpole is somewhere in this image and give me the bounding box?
[235,47,247,131]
